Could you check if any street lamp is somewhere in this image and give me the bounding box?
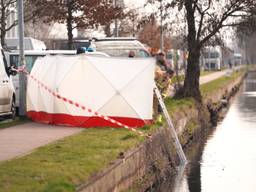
[17,0,26,116]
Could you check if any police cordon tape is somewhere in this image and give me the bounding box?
[14,66,150,138]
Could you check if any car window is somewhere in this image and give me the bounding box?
[138,49,150,58]
[94,40,150,58]
[72,41,91,50]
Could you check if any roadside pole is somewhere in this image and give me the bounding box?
[17,0,26,116]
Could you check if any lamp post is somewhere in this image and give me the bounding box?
[17,0,26,116]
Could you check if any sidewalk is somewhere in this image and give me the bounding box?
[169,70,229,96]
[200,70,228,84]
[0,123,82,161]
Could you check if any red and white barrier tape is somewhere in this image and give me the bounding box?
[15,66,148,138]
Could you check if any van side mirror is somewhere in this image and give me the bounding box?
[7,66,17,76]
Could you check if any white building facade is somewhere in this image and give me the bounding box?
[6,11,18,38]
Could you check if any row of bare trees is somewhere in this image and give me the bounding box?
[1,0,172,50]
[0,0,36,45]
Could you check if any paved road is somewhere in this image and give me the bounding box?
[0,70,230,162]
[0,123,82,161]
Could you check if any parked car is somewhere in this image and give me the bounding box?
[94,38,151,58]
[67,37,151,58]
[0,44,16,119]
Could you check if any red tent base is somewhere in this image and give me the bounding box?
[27,111,153,128]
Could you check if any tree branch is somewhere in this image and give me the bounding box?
[5,20,18,32]
[199,2,245,47]
[196,0,212,42]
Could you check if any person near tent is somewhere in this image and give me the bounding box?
[155,52,174,95]
[228,59,233,69]
[128,50,135,58]
[153,52,174,123]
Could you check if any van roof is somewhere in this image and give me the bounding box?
[5,37,46,50]
[6,49,110,57]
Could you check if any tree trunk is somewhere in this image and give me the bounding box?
[66,1,73,50]
[183,49,201,100]
[1,29,6,46]
[0,0,6,46]
[182,0,202,101]
[104,23,112,37]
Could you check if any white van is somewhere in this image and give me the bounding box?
[0,45,16,119]
[5,37,46,50]
[5,49,109,108]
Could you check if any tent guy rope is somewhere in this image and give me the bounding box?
[13,65,149,138]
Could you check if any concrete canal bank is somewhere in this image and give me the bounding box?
[77,71,246,192]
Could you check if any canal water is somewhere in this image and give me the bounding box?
[161,72,256,192]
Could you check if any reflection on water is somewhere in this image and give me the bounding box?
[170,72,256,192]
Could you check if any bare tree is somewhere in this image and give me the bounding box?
[0,0,17,45]
[0,0,42,46]
[138,16,171,52]
[148,0,256,101]
[118,8,140,37]
[236,15,256,64]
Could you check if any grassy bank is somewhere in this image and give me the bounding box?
[200,70,244,97]
[0,70,245,192]
[0,129,143,192]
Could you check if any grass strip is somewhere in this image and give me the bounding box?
[200,70,244,97]
[0,117,29,129]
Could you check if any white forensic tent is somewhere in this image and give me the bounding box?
[26,54,155,128]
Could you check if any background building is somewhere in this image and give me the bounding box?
[6,11,18,38]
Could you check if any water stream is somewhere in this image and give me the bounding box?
[161,72,256,192]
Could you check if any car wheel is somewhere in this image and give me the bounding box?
[10,99,16,120]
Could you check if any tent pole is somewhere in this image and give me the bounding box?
[154,83,187,165]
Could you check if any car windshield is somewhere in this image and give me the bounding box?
[94,41,150,58]
[95,49,150,58]
[72,41,91,50]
